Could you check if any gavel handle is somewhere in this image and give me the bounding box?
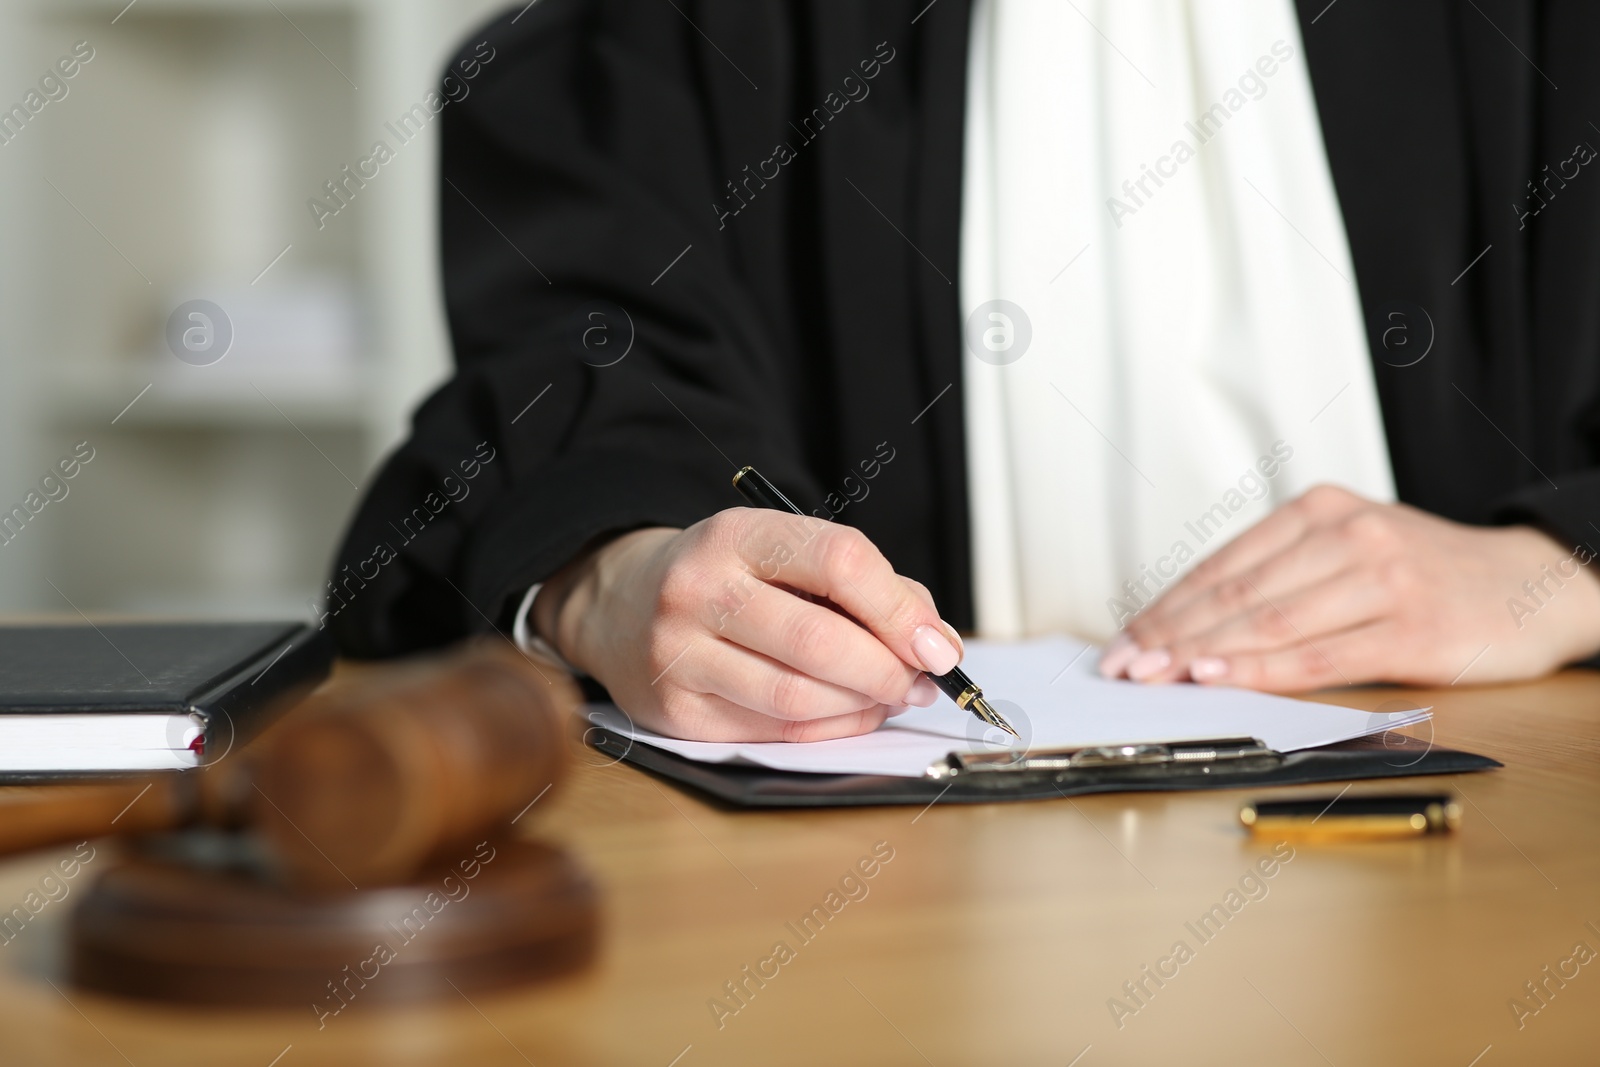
[0,780,190,856]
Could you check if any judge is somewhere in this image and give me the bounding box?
[329,0,1600,741]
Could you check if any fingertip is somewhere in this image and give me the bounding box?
[902,675,940,707]
[1126,648,1172,682]
[911,624,960,675]
[939,621,965,657]
[1099,633,1139,677]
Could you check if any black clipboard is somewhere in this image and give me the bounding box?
[589,728,1501,809]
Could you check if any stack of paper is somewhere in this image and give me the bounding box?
[586,637,1431,779]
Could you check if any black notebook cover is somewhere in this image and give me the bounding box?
[0,621,333,780]
[590,728,1501,808]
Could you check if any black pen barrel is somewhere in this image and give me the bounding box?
[931,665,980,706]
[732,466,805,515]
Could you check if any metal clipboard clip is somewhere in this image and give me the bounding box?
[926,736,1281,782]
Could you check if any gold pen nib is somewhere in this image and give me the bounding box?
[971,695,1019,739]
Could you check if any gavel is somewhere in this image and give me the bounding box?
[0,640,583,889]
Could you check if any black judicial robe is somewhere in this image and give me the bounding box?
[327,0,1600,657]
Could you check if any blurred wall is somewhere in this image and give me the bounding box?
[0,0,512,620]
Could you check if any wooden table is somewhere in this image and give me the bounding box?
[2,673,1598,1066]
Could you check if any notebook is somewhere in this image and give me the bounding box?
[0,621,332,775]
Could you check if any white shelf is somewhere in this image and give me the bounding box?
[40,0,366,14]
[50,363,373,428]
[2,0,507,617]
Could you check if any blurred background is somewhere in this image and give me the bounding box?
[0,0,511,620]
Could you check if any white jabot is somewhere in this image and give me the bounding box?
[960,0,1395,643]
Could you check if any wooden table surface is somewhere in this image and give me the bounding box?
[2,673,1599,1067]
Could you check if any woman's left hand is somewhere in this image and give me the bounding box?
[1099,485,1600,690]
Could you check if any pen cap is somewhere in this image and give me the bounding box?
[1239,794,1461,839]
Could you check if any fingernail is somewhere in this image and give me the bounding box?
[1189,656,1228,682]
[1099,634,1140,677]
[911,624,960,675]
[1126,648,1171,681]
[940,623,966,656]
[903,676,941,707]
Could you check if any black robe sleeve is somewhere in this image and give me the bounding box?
[1298,0,1600,563]
[324,1,971,657]
[325,3,818,655]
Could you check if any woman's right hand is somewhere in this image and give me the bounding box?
[531,509,966,742]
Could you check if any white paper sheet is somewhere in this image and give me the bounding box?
[586,636,1431,778]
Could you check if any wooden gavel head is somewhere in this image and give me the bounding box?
[246,640,583,889]
[64,641,601,1008]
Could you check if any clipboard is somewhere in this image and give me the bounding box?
[589,728,1501,808]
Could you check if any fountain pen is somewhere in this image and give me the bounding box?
[732,465,1019,738]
